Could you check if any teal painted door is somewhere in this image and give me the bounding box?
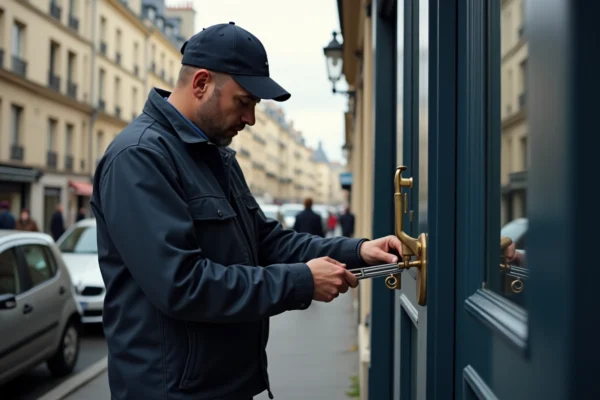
[392,0,457,398]
[453,0,600,399]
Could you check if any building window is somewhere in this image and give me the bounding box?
[98,68,105,108]
[115,29,122,63]
[96,131,104,159]
[147,7,156,22]
[65,124,74,156]
[47,118,58,151]
[10,104,22,145]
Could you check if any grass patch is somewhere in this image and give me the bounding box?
[345,375,360,398]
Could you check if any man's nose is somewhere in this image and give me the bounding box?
[241,110,256,126]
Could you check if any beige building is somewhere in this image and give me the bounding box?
[230,101,344,206]
[0,0,193,234]
[501,0,528,226]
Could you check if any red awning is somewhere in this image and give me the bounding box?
[68,180,93,197]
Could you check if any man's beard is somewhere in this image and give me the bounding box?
[195,89,235,147]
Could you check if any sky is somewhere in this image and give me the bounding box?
[166,0,349,164]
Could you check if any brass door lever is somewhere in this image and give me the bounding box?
[347,166,429,306]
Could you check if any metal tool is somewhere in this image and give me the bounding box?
[348,262,404,289]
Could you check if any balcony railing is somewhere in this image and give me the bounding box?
[69,15,79,31]
[47,151,58,168]
[48,71,60,91]
[67,81,78,99]
[65,155,74,171]
[10,145,24,161]
[12,56,27,77]
[98,99,106,111]
[50,3,62,20]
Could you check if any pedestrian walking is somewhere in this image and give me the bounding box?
[293,197,325,237]
[90,22,402,400]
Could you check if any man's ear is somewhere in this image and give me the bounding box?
[191,69,210,99]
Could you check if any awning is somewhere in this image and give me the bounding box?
[0,165,42,183]
[68,180,93,197]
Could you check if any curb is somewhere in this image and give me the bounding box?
[37,356,108,400]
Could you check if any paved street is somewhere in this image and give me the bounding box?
[64,290,359,400]
[1,324,107,400]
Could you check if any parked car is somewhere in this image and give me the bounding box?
[0,230,82,385]
[279,203,304,229]
[260,204,285,227]
[56,218,104,324]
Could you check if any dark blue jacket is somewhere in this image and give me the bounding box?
[293,208,325,237]
[90,88,367,400]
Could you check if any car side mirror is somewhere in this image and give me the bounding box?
[0,293,17,310]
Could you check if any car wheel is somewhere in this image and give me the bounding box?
[47,319,80,377]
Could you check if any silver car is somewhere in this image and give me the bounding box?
[0,230,82,385]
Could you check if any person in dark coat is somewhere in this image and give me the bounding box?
[293,197,325,237]
[49,204,65,241]
[90,22,403,400]
[339,206,356,238]
[0,201,15,230]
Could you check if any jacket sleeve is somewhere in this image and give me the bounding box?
[96,145,314,323]
[256,208,368,269]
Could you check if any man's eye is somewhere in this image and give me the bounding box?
[238,98,249,106]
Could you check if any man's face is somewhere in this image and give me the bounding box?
[195,73,259,147]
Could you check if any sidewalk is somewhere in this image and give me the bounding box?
[62,292,359,399]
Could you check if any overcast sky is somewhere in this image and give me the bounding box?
[167,0,349,163]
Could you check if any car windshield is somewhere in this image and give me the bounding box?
[500,219,528,241]
[282,208,302,218]
[263,209,278,220]
[58,226,98,254]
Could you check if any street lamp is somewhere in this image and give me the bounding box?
[323,31,355,96]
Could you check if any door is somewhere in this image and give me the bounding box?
[17,243,63,352]
[391,0,457,398]
[454,0,600,399]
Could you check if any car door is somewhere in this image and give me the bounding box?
[15,242,65,353]
[0,245,37,378]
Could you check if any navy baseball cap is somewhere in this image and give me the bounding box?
[180,22,291,102]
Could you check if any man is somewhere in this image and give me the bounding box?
[90,22,402,400]
[49,204,65,240]
[339,205,356,238]
[0,201,15,230]
[293,197,325,237]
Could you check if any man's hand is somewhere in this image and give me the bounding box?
[307,257,359,302]
[359,235,403,265]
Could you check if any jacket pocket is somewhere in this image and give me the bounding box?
[188,196,247,265]
[178,322,261,392]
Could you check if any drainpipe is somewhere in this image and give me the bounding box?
[88,0,98,181]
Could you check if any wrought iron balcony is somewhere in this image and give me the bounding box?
[48,71,60,91]
[47,151,58,168]
[65,155,74,171]
[12,56,27,77]
[50,3,62,20]
[10,145,24,161]
[67,81,78,99]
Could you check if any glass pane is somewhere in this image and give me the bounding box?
[22,245,53,286]
[490,0,529,306]
[59,226,98,254]
[0,249,21,295]
[417,0,429,235]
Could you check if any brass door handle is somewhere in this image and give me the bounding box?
[346,166,428,306]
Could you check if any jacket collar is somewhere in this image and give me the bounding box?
[142,88,237,158]
[142,87,209,144]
